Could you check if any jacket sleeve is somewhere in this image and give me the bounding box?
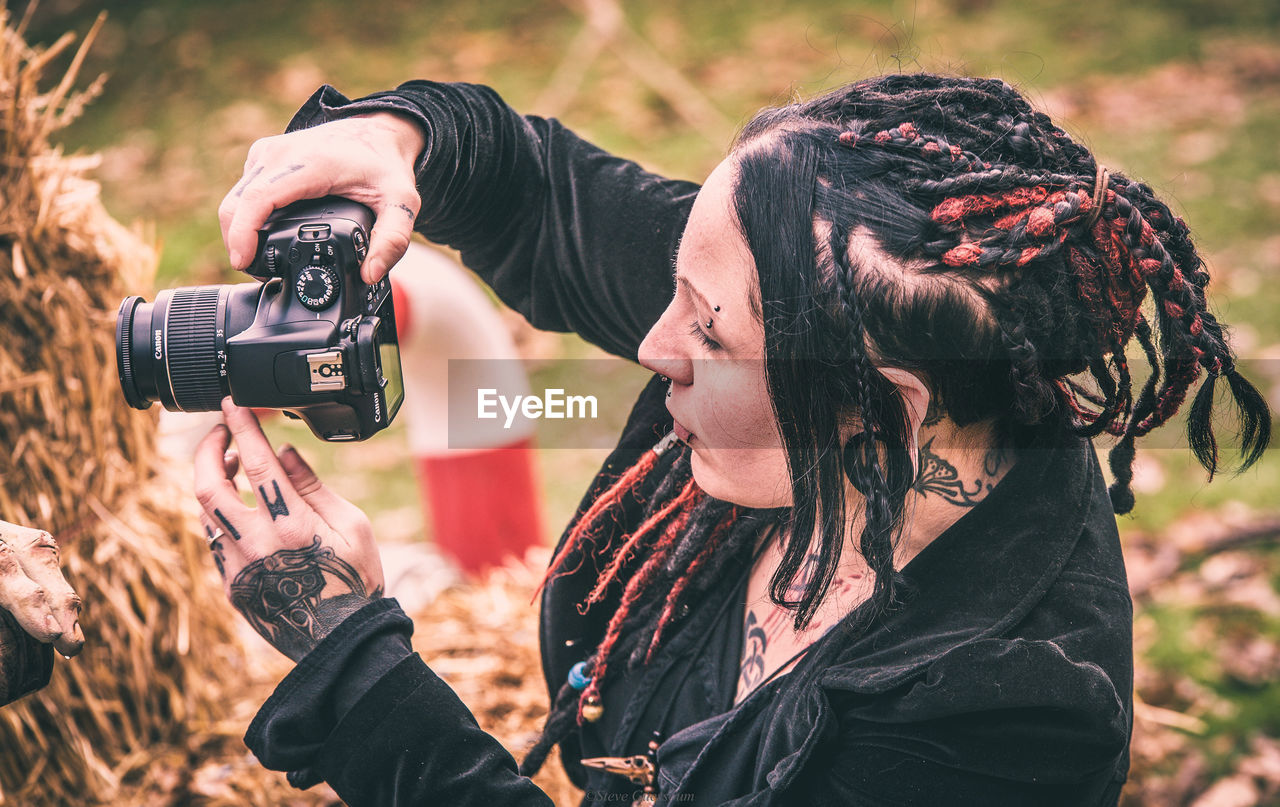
[246,598,558,806]
[286,82,701,361]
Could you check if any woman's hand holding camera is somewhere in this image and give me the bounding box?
[194,398,385,662]
[218,112,426,285]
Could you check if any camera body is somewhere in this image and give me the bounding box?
[117,197,404,441]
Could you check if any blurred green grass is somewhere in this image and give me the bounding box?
[20,1,1280,792]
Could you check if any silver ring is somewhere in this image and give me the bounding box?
[206,527,225,547]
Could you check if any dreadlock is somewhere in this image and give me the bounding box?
[520,434,766,777]
[519,72,1271,779]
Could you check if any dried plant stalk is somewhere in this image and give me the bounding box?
[0,9,313,806]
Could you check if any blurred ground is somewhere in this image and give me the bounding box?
[15,0,1280,804]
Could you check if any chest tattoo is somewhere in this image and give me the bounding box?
[738,549,861,699]
[739,610,768,690]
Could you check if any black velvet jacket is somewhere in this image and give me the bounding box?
[244,82,1134,806]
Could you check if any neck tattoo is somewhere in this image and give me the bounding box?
[912,435,1009,508]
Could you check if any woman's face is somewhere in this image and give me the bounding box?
[637,157,794,508]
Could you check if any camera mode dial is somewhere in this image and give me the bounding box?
[295,264,339,310]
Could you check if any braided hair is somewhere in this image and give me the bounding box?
[519,73,1271,778]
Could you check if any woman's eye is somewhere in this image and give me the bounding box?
[689,321,722,351]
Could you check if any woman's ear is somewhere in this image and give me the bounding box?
[877,367,931,478]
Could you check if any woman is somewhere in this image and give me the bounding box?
[196,74,1271,805]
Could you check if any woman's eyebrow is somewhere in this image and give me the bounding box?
[675,274,713,310]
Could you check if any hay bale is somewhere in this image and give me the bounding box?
[0,10,317,805]
[0,10,576,803]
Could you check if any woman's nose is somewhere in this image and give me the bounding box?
[638,315,693,387]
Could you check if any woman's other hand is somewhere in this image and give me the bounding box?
[217,112,426,285]
[194,398,385,662]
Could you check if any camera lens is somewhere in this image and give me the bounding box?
[116,296,149,409]
[116,286,231,412]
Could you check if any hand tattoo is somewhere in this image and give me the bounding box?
[229,536,381,661]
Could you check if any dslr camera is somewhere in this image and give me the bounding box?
[116,197,404,441]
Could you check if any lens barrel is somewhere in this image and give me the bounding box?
[116,286,230,412]
[165,286,226,410]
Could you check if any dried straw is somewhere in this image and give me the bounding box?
[0,8,311,805]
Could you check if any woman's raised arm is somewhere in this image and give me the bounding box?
[219,81,700,361]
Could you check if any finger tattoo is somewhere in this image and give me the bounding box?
[210,539,226,579]
[258,480,290,521]
[233,165,264,198]
[213,509,241,541]
[267,163,305,183]
[396,203,416,219]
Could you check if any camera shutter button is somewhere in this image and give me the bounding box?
[352,228,368,262]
